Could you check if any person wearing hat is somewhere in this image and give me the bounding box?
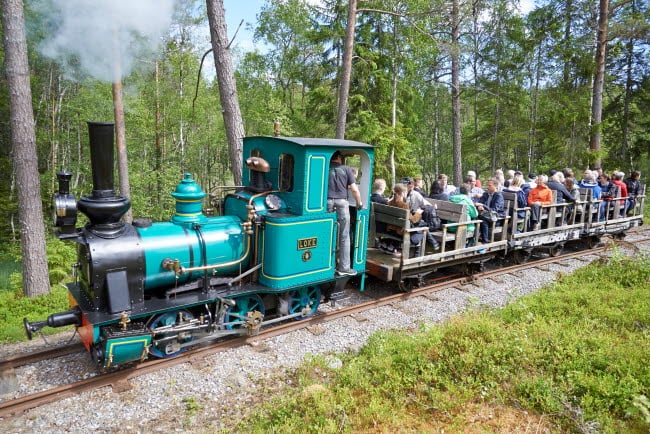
[402,177,428,212]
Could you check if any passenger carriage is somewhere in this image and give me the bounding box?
[366,199,507,289]
[502,190,584,262]
[578,185,646,243]
[366,182,645,287]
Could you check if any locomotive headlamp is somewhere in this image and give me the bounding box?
[264,194,282,210]
[53,171,78,236]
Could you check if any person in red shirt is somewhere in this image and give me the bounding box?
[611,171,628,216]
[527,174,553,228]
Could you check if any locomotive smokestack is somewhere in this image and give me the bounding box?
[87,122,116,197]
[76,121,131,236]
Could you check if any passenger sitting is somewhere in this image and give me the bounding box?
[547,172,575,204]
[449,184,479,238]
[438,173,456,196]
[624,170,641,215]
[371,178,388,205]
[475,178,505,243]
[578,170,602,220]
[527,174,553,229]
[503,173,527,232]
[611,171,628,216]
[564,177,582,216]
[461,174,484,202]
[598,174,617,221]
[386,184,439,256]
[428,180,449,201]
[413,177,426,196]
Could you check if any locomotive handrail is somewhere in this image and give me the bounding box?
[162,232,252,275]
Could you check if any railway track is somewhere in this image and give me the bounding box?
[1,232,647,419]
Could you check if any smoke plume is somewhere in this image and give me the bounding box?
[36,0,175,81]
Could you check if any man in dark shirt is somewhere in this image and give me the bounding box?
[328,151,362,276]
[547,172,576,204]
[475,178,505,243]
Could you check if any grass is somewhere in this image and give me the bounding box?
[235,251,650,433]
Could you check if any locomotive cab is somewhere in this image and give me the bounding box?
[225,137,374,291]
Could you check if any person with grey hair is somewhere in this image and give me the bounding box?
[547,172,575,204]
[462,174,484,202]
[504,169,515,187]
[371,178,388,205]
[579,169,602,199]
[467,170,482,188]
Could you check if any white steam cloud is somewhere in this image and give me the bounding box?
[38,0,175,81]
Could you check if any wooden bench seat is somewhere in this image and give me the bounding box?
[371,200,481,258]
[427,199,474,251]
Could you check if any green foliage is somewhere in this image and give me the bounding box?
[239,255,650,433]
[45,237,78,288]
[0,235,76,341]
[0,283,70,343]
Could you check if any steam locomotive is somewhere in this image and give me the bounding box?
[25,122,374,368]
[24,122,645,369]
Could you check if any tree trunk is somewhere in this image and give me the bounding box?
[451,0,463,186]
[621,35,633,166]
[589,0,609,169]
[155,60,162,204]
[335,0,357,140]
[206,0,245,186]
[112,80,133,223]
[2,0,51,296]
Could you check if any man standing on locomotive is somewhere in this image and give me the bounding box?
[328,151,362,277]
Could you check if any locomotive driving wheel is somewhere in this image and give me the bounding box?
[224,294,265,330]
[280,285,321,319]
[148,310,195,358]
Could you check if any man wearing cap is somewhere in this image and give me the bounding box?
[463,174,484,202]
[400,177,426,211]
[328,151,362,277]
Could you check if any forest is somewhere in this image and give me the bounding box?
[1,0,649,294]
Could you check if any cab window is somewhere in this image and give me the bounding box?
[279,154,294,192]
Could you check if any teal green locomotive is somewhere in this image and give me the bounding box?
[25,122,374,368]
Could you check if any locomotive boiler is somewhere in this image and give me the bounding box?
[25,122,375,368]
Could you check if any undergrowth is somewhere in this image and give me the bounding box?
[238,252,650,433]
[0,237,76,342]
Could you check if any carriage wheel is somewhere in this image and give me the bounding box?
[586,236,602,249]
[512,248,533,264]
[548,244,564,257]
[148,310,194,358]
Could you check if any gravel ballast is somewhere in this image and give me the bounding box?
[1,231,648,433]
